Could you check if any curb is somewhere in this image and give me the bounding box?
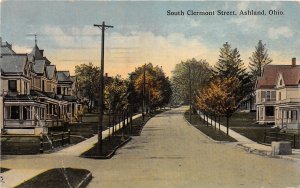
[77,172,93,188]
[236,143,271,157]
[237,143,300,163]
[80,137,132,159]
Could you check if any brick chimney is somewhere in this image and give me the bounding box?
[292,57,296,68]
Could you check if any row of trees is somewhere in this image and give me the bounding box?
[74,62,172,115]
[171,40,272,134]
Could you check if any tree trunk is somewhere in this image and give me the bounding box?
[218,116,221,131]
[214,116,217,130]
[226,116,229,135]
[206,114,209,126]
[108,111,111,141]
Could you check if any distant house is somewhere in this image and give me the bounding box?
[238,93,256,113]
[255,58,300,131]
[0,39,82,134]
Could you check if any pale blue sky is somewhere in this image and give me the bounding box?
[1,1,300,76]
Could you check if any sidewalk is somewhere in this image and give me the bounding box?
[199,112,300,162]
[55,114,142,156]
[0,114,142,188]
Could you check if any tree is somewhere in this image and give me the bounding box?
[196,77,240,134]
[132,63,172,112]
[171,58,212,106]
[249,40,272,86]
[75,63,100,112]
[104,75,128,114]
[214,42,252,104]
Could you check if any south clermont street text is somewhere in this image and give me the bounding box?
[167,10,284,16]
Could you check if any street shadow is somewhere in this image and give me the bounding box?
[123,145,145,150]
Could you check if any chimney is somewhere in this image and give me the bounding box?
[292,57,296,67]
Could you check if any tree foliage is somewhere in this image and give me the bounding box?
[196,77,240,134]
[249,40,272,86]
[75,62,100,112]
[104,75,128,114]
[171,58,212,105]
[214,42,252,103]
[131,63,172,111]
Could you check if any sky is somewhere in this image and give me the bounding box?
[1,1,300,77]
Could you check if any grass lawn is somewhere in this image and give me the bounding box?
[81,135,131,158]
[15,168,92,188]
[218,112,281,144]
[184,111,237,142]
[1,136,41,155]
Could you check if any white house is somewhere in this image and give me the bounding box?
[274,58,300,133]
[256,58,300,132]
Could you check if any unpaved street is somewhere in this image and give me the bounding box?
[2,106,300,188]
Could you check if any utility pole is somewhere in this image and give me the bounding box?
[189,65,192,122]
[142,64,146,120]
[94,21,113,155]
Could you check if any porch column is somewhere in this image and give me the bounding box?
[297,108,300,124]
[0,97,3,131]
[281,109,284,128]
[32,106,35,120]
[262,107,265,121]
[70,103,73,123]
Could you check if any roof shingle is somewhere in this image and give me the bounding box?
[256,64,300,89]
[0,54,28,74]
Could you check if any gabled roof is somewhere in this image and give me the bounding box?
[0,54,28,74]
[256,64,300,89]
[46,65,56,80]
[70,76,77,82]
[279,68,300,86]
[32,60,46,74]
[57,71,73,83]
[1,43,16,56]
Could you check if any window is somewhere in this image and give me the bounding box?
[57,87,61,95]
[25,82,29,94]
[40,108,45,120]
[291,110,298,121]
[10,106,20,119]
[42,80,45,92]
[23,106,30,120]
[265,106,274,116]
[8,80,17,92]
[266,91,271,100]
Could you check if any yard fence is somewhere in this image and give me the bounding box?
[263,131,300,149]
[40,130,71,153]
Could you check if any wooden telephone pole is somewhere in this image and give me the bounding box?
[94,21,113,154]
